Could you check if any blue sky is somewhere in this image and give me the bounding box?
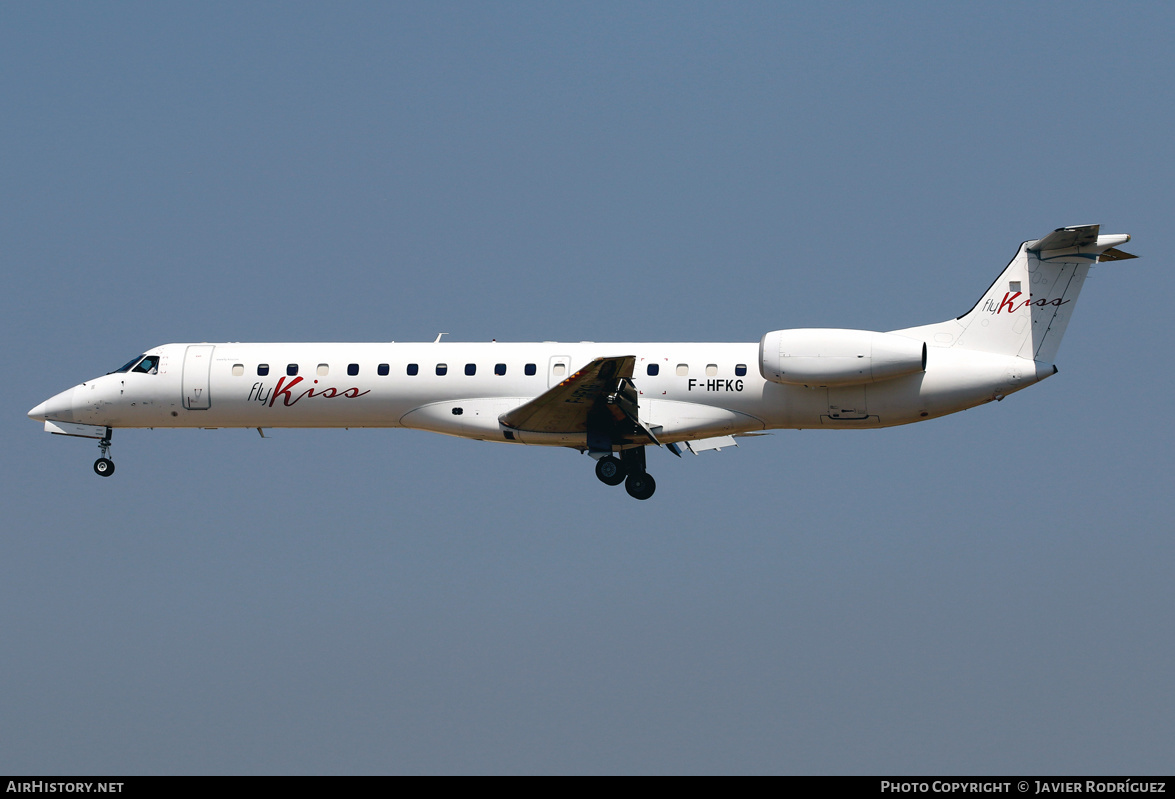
[3,2,1174,774]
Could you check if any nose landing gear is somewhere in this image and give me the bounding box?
[93,428,115,477]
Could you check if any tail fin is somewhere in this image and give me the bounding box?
[896,225,1135,362]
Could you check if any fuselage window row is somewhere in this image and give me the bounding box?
[645,363,749,377]
[238,361,750,379]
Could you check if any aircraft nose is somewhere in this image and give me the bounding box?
[28,387,77,422]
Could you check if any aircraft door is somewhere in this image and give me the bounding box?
[548,355,571,388]
[182,345,214,410]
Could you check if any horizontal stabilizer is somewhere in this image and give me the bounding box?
[1030,225,1100,252]
[1029,225,1134,262]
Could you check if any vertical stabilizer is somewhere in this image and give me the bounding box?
[894,225,1133,362]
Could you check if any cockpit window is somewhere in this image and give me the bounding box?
[114,355,146,373]
[132,356,160,375]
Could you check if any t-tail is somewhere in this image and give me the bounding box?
[896,224,1135,363]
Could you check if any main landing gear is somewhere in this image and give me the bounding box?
[594,447,656,500]
[93,428,115,477]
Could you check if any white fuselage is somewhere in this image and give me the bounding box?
[31,339,1050,448]
[26,225,1130,498]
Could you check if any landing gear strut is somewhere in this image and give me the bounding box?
[594,447,656,499]
[93,428,115,477]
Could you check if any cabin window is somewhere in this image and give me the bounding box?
[706,364,718,377]
[735,364,747,377]
[647,364,659,376]
[317,364,329,376]
[451,407,463,415]
[287,364,299,376]
[132,356,160,375]
[1010,281,1022,293]
[347,363,359,376]
[114,355,145,374]
[407,363,419,376]
[377,363,389,376]
[465,363,476,376]
[553,363,566,377]
[258,364,270,376]
[525,363,537,376]
[495,363,507,376]
[676,364,689,376]
[436,363,448,376]
[232,364,244,377]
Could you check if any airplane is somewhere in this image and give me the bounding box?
[28,224,1134,500]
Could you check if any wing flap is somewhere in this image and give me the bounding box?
[684,435,738,454]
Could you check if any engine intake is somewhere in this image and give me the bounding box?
[759,328,926,387]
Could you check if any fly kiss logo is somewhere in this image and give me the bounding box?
[981,292,1071,315]
[248,376,371,407]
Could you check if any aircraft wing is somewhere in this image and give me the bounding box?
[499,355,636,434]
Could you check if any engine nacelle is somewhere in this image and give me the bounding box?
[759,328,926,387]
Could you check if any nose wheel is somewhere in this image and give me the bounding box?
[93,429,115,477]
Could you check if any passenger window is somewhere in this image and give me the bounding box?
[553,364,566,377]
[347,363,359,376]
[495,363,506,376]
[377,363,389,376]
[525,363,537,376]
[706,364,718,377]
[287,364,299,376]
[232,364,244,377]
[436,363,448,376]
[465,363,476,376]
[647,364,659,376]
[407,363,419,376]
[317,364,329,376]
[676,364,689,376]
[132,356,160,375]
[258,364,270,376]
[735,364,747,377]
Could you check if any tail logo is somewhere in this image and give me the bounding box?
[981,292,1070,315]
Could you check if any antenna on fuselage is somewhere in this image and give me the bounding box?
[434,333,448,343]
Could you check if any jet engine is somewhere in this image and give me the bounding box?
[759,328,926,387]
